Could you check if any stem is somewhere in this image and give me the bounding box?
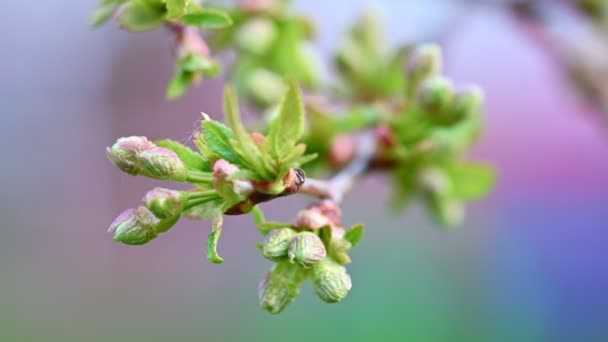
[299,131,377,204]
[187,171,214,183]
[184,195,221,211]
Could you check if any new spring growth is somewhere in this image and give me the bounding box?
[107,137,192,181]
[106,136,155,175]
[143,187,188,219]
[312,257,353,303]
[108,206,178,245]
[288,232,327,268]
[138,147,189,181]
[451,86,483,121]
[213,159,254,209]
[258,261,308,314]
[418,76,453,115]
[407,43,442,87]
[236,18,277,55]
[262,228,298,260]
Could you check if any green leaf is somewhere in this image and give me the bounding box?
[319,225,332,248]
[181,55,220,76]
[183,197,222,220]
[343,224,364,247]
[201,120,240,165]
[223,86,272,179]
[166,0,188,19]
[297,153,318,166]
[446,162,496,201]
[166,69,194,100]
[207,214,224,263]
[228,169,264,181]
[181,9,233,29]
[118,0,166,32]
[427,193,464,229]
[90,1,123,27]
[251,206,266,225]
[155,139,211,172]
[267,79,305,160]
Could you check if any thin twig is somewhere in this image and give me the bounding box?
[299,131,377,204]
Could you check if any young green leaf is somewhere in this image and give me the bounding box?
[166,0,189,19]
[201,120,241,165]
[90,1,124,27]
[166,69,194,100]
[181,9,233,29]
[267,79,305,160]
[155,139,211,172]
[223,86,272,179]
[207,214,224,263]
[446,162,496,201]
[183,197,223,221]
[343,224,364,247]
[251,206,266,225]
[118,0,166,32]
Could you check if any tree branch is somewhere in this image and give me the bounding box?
[299,131,377,204]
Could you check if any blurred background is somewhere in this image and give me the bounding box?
[2,0,608,341]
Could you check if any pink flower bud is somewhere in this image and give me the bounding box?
[143,187,187,219]
[137,147,189,181]
[293,208,330,230]
[213,159,254,203]
[106,136,155,175]
[108,207,159,245]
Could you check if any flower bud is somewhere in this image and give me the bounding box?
[407,43,442,82]
[137,147,189,181]
[312,258,352,303]
[419,167,452,196]
[143,187,187,219]
[450,86,484,121]
[293,208,330,230]
[417,76,453,114]
[106,136,155,175]
[236,18,277,55]
[330,134,355,169]
[246,69,286,105]
[258,261,307,314]
[262,228,297,260]
[108,207,159,245]
[288,232,326,268]
[430,195,465,228]
[213,159,254,203]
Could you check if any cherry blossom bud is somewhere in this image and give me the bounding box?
[293,208,330,230]
[407,43,442,82]
[213,159,254,203]
[236,18,277,55]
[137,147,189,181]
[258,261,307,314]
[143,187,187,219]
[288,232,326,268]
[312,258,352,303]
[108,207,159,245]
[419,167,452,196]
[450,86,483,120]
[262,228,297,260]
[417,76,453,114]
[330,134,355,168]
[106,136,155,175]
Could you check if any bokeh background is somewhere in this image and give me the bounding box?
[2,1,608,341]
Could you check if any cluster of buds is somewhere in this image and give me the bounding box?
[258,200,361,314]
[106,136,190,181]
